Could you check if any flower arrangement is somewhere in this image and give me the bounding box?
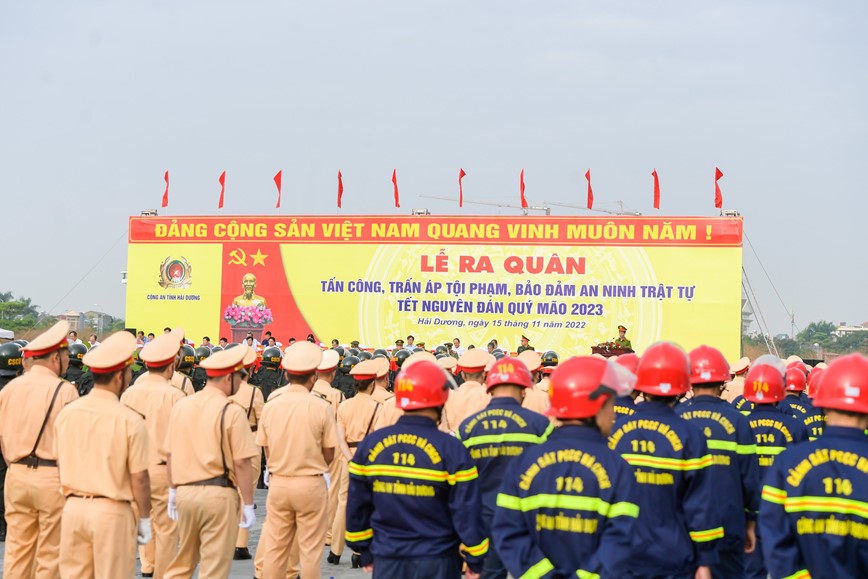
[223,304,273,327]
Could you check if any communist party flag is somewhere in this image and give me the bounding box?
[520,169,528,208]
[218,171,226,209]
[274,170,282,209]
[458,168,466,208]
[392,169,400,208]
[585,169,594,209]
[161,171,169,208]
[652,169,660,209]
[714,167,724,208]
[337,170,344,208]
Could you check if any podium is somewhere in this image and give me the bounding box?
[591,346,635,358]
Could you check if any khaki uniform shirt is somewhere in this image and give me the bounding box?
[535,376,551,394]
[55,389,149,501]
[722,376,746,403]
[442,380,489,433]
[267,385,290,402]
[373,398,404,431]
[336,392,381,459]
[0,365,79,462]
[228,381,265,432]
[171,371,195,396]
[163,387,258,486]
[255,385,337,476]
[371,385,395,405]
[120,373,184,466]
[522,387,550,415]
[311,379,344,416]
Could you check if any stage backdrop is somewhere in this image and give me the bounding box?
[126,215,743,360]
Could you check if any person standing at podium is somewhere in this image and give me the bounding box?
[614,325,632,350]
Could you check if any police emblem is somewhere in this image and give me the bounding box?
[158,257,193,289]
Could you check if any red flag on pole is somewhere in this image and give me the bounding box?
[392,169,400,208]
[337,170,344,208]
[585,169,594,209]
[218,171,226,209]
[714,167,724,208]
[458,168,466,208]
[652,169,660,209]
[161,171,169,208]
[519,169,528,208]
[274,170,282,209]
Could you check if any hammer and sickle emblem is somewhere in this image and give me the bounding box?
[228,248,247,266]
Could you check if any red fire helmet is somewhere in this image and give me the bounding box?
[393,360,451,411]
[743,355,786,404]
[547,356,637,419]
[688,345,730,385]
[812,353,868,415]
[634,342,690,397]
[784,366,807,392]
[486,357,533,391]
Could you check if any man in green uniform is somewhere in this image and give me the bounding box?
[516,335,534,354]
[614,325,632,350]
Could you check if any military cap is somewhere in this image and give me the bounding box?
[21,320,70,358]
[82,331,136,374]
[373,356,390,378]
[517,350,543,372]
[242,346,257,368]
[350,340,360,347]
[395,339,404,346]
[200,346,247,377]
[437,356,458,371]
[140,331,183,368]
[617,325,628,332]
[403,351,438,369]
[318,349,340,372]
[350,359,380,380]
[521,335,530,341]
[281,341,323,375]
[459,348,493,373]
[730,356,750,375]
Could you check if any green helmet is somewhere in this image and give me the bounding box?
[492,351,506,360]
[224,343,241,349]
[339,355,360,374]
[541,350,559,367]
[333,346,345,361]
[435,353,448,360]
[0,343,24,377]
[393,349,411,368]
[210,346,224,353]
[178,345,196,370]
[358,351,373,361]
[348,347,360,357]
[68,343,88,367]
[261,347,283,368]
[12,339,28,348]
[373,348,389,359]
[195,347,211,364]
[435,345,449,356]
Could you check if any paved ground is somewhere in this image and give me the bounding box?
[0,489,369,578]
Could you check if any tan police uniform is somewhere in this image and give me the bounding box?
[256,342,337,579]
[330,360,382,559]
[55,331,149,579]
[171,371,195,396]
[163,347,258,579]
[518,350,550,415]
[442,349,492,432]
[121,332,187,577]
[312,350,345,546]
[228,347,265,554]
[0,320,79,579]
[721,357,750,403]
[372,357,404,430]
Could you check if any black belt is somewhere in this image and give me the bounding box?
[180,476,234,488]
[250,425,258,432]
[156,460,167,466]
[347,441,361,448]
[14,456,57,468]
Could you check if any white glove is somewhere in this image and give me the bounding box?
[167,488,178,521]
[137,518,152,545]
[263,467,270,488]
[324,472,331,489]
[239,504,256,529]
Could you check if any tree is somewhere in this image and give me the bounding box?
[796,321,838,350]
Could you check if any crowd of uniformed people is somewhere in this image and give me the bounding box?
[0,320,866,579]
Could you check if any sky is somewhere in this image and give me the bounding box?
[1,1,865,337]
